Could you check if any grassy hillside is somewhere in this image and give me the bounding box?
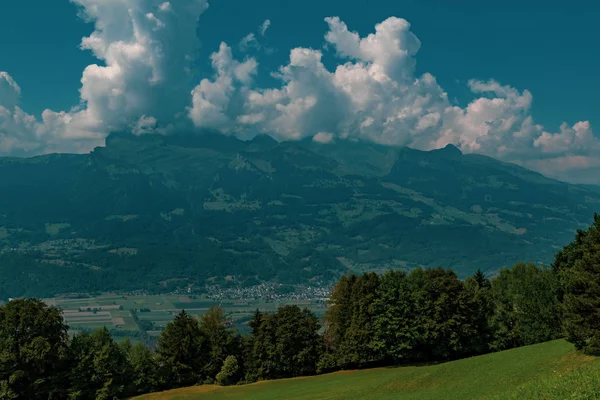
[133,340,596,400]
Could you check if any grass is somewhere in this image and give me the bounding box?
[133,340,596,400]
[491,354,600,399]
[44,222,71,235]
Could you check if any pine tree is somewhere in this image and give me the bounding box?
[157,310,207,388]
[460,271,494,356]
[199,306,236,380]
[125,341,160,395]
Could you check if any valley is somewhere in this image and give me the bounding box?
[35,285,329,342]
[1,132,599,299]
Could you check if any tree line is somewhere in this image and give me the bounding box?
[1,214,599,399]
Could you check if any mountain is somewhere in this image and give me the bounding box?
[579,184,600,195]
[1,132,598,297]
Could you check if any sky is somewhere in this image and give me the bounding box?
[0,0,599,183]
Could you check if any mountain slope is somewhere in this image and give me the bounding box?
[0,133,598,297]
[133,340,594,400]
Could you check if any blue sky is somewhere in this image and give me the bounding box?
[0,0,599,183]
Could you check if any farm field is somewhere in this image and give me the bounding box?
[133,340,596,400]
[43,293,327,337]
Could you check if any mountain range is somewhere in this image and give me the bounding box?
[1,132,598,297]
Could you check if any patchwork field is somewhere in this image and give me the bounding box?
[44,293,326,337]
[134,340,597,400]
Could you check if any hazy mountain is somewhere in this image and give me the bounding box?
[1,132,598,297]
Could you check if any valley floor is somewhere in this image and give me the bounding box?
[133,340,596,400]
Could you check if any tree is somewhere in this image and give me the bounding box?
[250,306,321,380]
[373,268,487,364]
[554,214,600,354]
[322,275,356,357]
[199,306,236,380]
[157,310,206,388]
[216,355,239,386]
[0,298,69,399]
[372,270,417,363]
[68,328,129,400]
[242,309,264,381]
[409,268,468,361]
[124,341,160,395]
[490,262,561,351]
[322,273,380,369]
[459,270,494,356]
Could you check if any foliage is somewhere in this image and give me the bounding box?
[326,268,497,368]
[123,340,161,395]
[489,262,562,350]
[216,356,239,386]
[554,213,600,354]
[0,298,69,399]
[68,328,129,400]
[248,305,321,380]
[156,310,207,388]
[198,306,238,380]
[2,215,600,398]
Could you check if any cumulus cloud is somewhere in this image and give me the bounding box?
[0,0,209,155]
[189,42,258,132]
[188,15,597,182]
[0,7,598,183]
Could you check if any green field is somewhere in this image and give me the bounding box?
[44,293,326,337]
[133,340,596,400]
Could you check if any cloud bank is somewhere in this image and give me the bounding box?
[0,1,598,183]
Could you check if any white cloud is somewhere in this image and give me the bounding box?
[159,2,172,12]
[313,131,334,143]
[132,115,158,135]
[0,0,209,155]
[259,19,271,36]
[0,9,598,183]
[0,72,21,109]
[187,15,597,182]
[239,19,272,52]
[239,33,259,51]
[188,42,257,132]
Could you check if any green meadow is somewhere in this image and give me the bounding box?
[134,340,596,400]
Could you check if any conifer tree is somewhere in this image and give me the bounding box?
[199,306,236,380]
[157,310,207,387]
[124,341,160,395]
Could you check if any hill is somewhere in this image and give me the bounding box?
[133,340,596,400]
[1,132,599,297]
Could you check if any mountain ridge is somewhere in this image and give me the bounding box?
[0,132,598,297]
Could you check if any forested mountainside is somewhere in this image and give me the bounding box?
[1,132,599,297]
